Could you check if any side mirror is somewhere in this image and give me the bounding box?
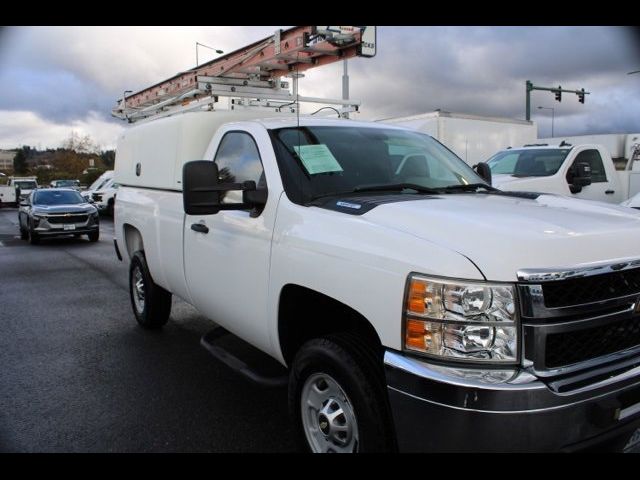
[567,161,592,193]
[473,162,492,186]
[183,160,262,215]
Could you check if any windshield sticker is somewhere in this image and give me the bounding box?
[293,144,343,175]
[336,201,362,209]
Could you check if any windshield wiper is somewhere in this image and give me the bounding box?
[436,183,498,193]
[352,183,440,194]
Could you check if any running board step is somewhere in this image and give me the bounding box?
[200,327,288,388]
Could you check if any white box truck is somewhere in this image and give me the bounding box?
[380,110,537,166]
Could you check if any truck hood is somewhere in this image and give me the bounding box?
[363,193,640,281]
[491,174,552,191]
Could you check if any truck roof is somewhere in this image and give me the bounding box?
[506,143,604,151]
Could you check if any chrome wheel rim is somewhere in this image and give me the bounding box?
[301,373,359,453]
[132,266,145,313]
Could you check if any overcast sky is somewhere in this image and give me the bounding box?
[0,26,638,150]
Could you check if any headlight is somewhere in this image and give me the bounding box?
[404,274,518,364]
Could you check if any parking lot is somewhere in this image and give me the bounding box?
[0,207,297,452]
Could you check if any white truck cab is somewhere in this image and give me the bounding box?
[7,176,39,203]
[114,110,640,452]
[487,143,640,204]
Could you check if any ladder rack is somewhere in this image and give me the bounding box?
[112,26,376,123]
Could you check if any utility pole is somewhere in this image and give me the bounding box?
[525,80,590,120]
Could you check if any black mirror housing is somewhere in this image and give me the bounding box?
[183,160,265,215]
[473,162,492,186]
[567,161,592,193]
[183,160,222,215]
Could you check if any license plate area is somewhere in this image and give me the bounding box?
[63,224,76,231]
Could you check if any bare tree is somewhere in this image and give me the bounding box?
[62,131,98,154]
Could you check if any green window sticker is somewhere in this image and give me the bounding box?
[293,144,344,175]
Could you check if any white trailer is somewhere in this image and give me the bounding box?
[379,111,537,166]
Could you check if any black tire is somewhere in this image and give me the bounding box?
[28,227,40,245]
[289,332,394,453]
[107,199,114,217]
[129,251,171,329]
[87,231,99,242]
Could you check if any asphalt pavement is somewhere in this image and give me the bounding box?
[0,207,296,452]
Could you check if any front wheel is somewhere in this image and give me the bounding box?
[87,231,99,242]
[289,333,394,453]
[129,251,171,329]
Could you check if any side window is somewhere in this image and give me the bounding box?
[214,132,266,204]
[572,149,607,183]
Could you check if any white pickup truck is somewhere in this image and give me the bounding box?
[114,110,640,452]
[0,176,39,206]
[486,143,640,204]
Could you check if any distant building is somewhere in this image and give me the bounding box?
[0,149,17,171]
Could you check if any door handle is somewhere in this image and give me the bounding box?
[605,190,615,195]
[191,223,209,234]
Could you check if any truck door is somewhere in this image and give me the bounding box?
[183,126,276,353]
[567,148,621,203]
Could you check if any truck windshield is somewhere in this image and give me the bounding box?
[487,149,570,177]
[33,190,84,205]
[15,181,37,189]
[88,176,111,191]
[273,126,484,201]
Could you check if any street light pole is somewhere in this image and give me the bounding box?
[537,106,555,137]
[196,42,224,67]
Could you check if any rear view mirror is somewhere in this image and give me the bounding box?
[473,162,492,186]
[567,161,592,193]
[182,160,260,215]
[183,160,223,215]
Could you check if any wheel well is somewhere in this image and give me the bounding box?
[278,284,383,366]
[123,224,144,259]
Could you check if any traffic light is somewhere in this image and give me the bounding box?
[578,88,585,104]
[555,86,562,102]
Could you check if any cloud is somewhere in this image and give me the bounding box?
[0,25,638,148]
[0,110,124,150]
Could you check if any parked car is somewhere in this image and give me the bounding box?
[50,179,81,189]
[18,188,99,244]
